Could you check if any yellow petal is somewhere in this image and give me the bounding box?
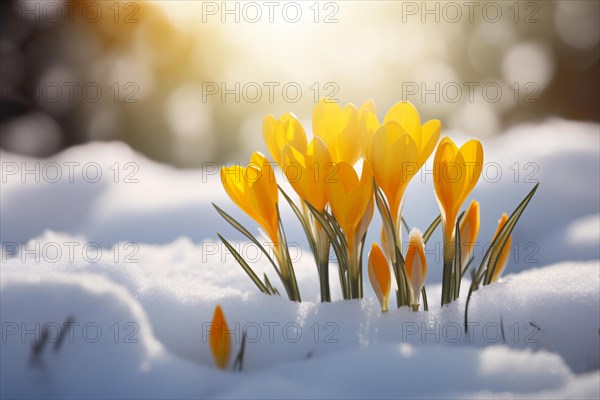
[433,137,462,240]
[457,139,484,206]
[418,119,441,166]
[370,122,418,219]
[262,113,307,166]
[312,99,360,164]
[359,98,377,115]
[282,137,331,211]
[383,101,421,139]
[368,243,391,312]
[326,162,373,249]
[209,305,231,370]
[359,110,381,161]
[221,166,262,225]
[221,153,280,244]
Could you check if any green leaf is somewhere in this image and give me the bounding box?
[212,203,280,274]
[421,286,429,311]
[453,212,464,300]
[278,186,318,257]
[276,206,301,302]
[401,217,410,235]
[304,201,350,298]
[482,182,539,285]
[374,182,411,307]
[218,234,269,294]
[423,214,441,244]
[263,273,279,296]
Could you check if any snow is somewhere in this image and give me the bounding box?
[1,118,599,398]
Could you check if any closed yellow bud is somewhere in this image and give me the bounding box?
[487,213,512,283]
[459,200,480,272]
[221,152,279,245]
[405,228,427,309]
[368,243,391,312]
[209,305,231,370]
[433,137,484,257]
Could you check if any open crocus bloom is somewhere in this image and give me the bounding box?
[487,213,512,283]
[433,137,484,260]
[327,161,374,290]
[459,200,480,272]
[262,112,307,167]
[312,99,374,165]
[327,162,374,249]
[361,101,440,167]
[282,136,332,212]
[209,305,231,370]
[405,228,427,310]
[368,243,391,312]
[370,122,419,222]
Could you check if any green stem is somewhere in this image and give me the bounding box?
[318,260,331,302]
[442,259,453,306]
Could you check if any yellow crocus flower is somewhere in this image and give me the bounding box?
[312,98,374,165]
[262,113,307,167]
[368,243,391,312]
[220,152,279,246]
[364,101,441,168]
[209,305,231,370]
[327,161,374,252]
[383,102,441,167]
[459,200,480,272]
[433,137,484,259]
[487,213,512,283]
[405,228,427,311]
[327,161,374,295]
[281,136,332,212]
[370,122,419,221]
[359,110,380,159]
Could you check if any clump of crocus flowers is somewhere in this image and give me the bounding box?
[215,99,538,310]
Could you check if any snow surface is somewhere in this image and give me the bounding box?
[1,118,599,398]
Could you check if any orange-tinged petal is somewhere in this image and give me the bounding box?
[488,213,512,282]
[368,243,391,312]
[209,305,231,370]
[459,200,480,271]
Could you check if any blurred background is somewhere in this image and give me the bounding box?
[0,0,598,167]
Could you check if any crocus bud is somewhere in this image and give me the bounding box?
[459,200,480,272]
[487,213,512,283]
[368,243,391,312]
[405,228,427,310]
[209,305,231,370]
